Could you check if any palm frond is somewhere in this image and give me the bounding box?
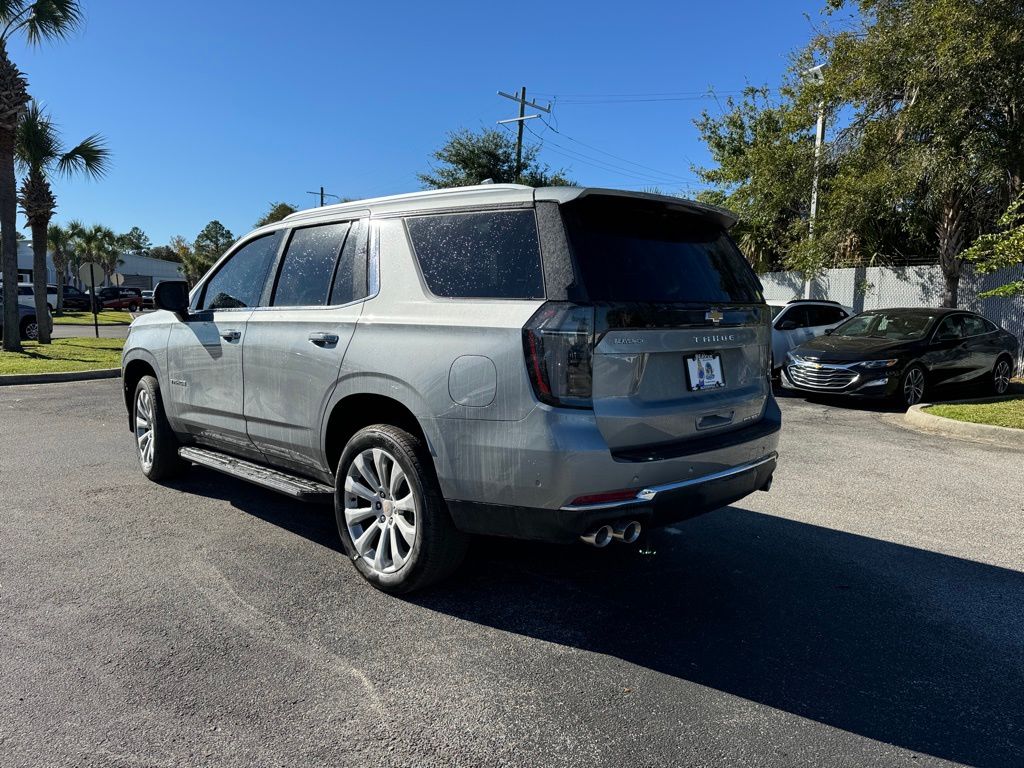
[15,100,59,172]
[57,132,109,179]
[19,0,82,46]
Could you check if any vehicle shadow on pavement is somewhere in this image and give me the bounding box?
[413,508,1024,768]
[171,468,1024,767]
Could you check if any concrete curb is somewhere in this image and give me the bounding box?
[905,397,1024,448]
[0,368,120,386]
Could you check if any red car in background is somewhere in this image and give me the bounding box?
[94,286,143,311]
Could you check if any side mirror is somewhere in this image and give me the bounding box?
[778,320,797,331]
[824,328,834,335]
[154,280,190,319]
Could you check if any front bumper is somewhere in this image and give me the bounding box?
[781,361,901,398]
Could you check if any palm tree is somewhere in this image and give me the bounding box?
[0,1,83,351]
[70,222,118,290]
[18,101,108,341]
[46,221,73,310]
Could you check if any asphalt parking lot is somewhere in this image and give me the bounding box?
[2,381,1022,767]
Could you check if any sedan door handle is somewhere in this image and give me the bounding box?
[308,332,339,346]
[220,329,241,342]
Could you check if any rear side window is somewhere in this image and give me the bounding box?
[200,232,282,310]
[273,222,350,307]
[808,305,847,326]
[561,196,763,304]
[962,315,989,336]
[406,210,544,299]
[329,218,369,306]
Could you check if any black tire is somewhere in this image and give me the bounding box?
[19,317,38,341]
[128,303,140,312]
[898,363,927,408]
[992,356,1013,396]
[133,375,187,481]
[334,424,468,594]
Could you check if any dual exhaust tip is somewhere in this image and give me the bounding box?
[580,520,642,548]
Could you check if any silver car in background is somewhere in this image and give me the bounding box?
[122,185,780,593]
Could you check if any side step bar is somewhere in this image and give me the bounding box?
[178,446,334,503]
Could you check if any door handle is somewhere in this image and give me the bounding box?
[220,329,241,342]
[308,332,339,346]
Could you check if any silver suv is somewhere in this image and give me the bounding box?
[122,185,780,593]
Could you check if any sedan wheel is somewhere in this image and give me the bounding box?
[20,319,38,341]
[994,358,1012,395]
[902,365,926,407]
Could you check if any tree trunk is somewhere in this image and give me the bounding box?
[30,218,50,343]
[936,189,968,309]
[0,128,20,351]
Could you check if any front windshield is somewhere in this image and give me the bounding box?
[833,312,936,340]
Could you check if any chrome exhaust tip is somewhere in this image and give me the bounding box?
[611,520,642,544]
[580,524,613,548]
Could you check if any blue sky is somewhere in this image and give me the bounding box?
[12,0,823,245]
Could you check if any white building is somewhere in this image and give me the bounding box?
[15,239,184,288]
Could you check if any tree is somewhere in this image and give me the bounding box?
[809,0,1024,306]
[963,192,1024,298]
[46,222,73,311]
[255,202,296,227]
[185,220,234,284]
[0,0,84,352]
[694,86,818,273]
[418,128,572,189]
[16,101,108,342]
[117,226,150,257]
[148,244,180,262]
[70,222,118,282]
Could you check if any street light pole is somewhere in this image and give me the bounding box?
[804,64,826,299]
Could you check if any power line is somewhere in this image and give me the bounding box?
[537,115,697,182]
[523,123,699,187]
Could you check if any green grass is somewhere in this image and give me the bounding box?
[53,310,132,326]
[0,337,124,375]
[927,398,1024,430]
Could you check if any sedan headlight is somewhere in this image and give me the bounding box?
[856,359,899,369]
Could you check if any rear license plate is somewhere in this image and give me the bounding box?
[686,353,726,391]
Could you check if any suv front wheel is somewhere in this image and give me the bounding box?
[335,425,468,594]
[133,375,186,481]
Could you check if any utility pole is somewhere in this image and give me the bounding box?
[306,187,341,207]
[804,64,826,299]
[497,88,551,182]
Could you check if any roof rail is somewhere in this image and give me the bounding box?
[786,299,842,306]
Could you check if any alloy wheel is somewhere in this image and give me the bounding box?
[904,367,925,406]
[24,321,38,341]
[995,359,1011,395]
[343,448,418,575]
[135,388,155,471]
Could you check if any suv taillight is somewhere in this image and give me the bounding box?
[523,302,595,409]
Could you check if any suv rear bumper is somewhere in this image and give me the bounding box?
[447,452,777,542]
[436,397,781,543]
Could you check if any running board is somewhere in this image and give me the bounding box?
[178,446,334,503]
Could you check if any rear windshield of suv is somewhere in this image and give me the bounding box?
[561,196,763,304]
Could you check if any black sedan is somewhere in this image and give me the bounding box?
[781,308,1018,407]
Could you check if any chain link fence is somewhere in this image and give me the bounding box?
[759,263,1024,376]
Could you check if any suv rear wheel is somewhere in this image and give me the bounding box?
[335,424,467,594]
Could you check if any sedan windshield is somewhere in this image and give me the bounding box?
[833,312,936,340]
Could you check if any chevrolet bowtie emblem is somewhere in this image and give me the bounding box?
[706,309,724,325]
